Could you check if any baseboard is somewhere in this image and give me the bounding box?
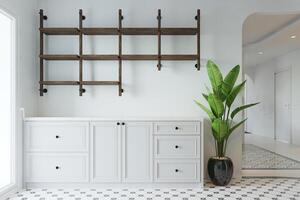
[242,169,300,178]
[25,182,203,189]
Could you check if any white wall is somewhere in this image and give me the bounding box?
[245,48,300,146]
[245,60,276,138]
[277,49,300,146]
[1,0,300,181]
[34,0,300,179]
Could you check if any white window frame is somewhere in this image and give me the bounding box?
[0,6,18,198]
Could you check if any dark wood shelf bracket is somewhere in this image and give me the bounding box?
[39,9,48,96]
[196,9,200,71]
[79,9,85,96]
[157,9,162,71]
[118,9,124,96]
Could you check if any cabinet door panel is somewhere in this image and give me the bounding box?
[91,122,121,182]
[123,122,152,182]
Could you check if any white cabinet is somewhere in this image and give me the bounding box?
[91,122,121,183]
[25,122,89,152]
[25,153,88,183]
[122,122,152,182]
[24,118,203,186]
[154,160,200,182]
[154,136,200,158]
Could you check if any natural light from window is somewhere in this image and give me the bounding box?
[0,10,13,189]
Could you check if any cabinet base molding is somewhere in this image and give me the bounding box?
[25,183,203,189]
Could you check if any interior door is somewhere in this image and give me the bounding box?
[91,122,121,182]
[275,70,291,143]
[122,122,152,182]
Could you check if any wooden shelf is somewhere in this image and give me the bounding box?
[40,28,79,35]
[82,81,119,85]
[40,81,119,86]
[81,55,119,60]
[81,28,118,35]
[40,55,79,60]
[122,28,197,35]
[122,54,197,60]
[81,28,197,35]
[39,9,200,96]
[40,81,80,85]
[41,54,197,61]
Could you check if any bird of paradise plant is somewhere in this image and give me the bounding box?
[195,60,258,157]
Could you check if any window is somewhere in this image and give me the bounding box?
[0,9,15,190]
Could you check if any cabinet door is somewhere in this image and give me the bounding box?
[91,122,121,182]
[122,122,152,182]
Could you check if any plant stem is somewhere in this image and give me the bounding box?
[223,139,228,156]
[215,140,218,157]
[217,141,224,157]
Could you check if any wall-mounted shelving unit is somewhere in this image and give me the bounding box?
[39,9,201,96]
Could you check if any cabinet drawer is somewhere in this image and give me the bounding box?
[25,122,89,152]
[154,122,200,135]
[25,153,88,182]
[155,160,200,182]
[155,136,200,158]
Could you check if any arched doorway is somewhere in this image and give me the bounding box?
[242,13,300,177]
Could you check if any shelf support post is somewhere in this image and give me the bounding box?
[195,9,200,71]
[118,9,124,96]
[79,9,86,96]
[39,9,47,96]
[157,9,162,71]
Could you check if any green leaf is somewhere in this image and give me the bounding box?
[228,118,247,137]
[212,119,229,142]
[202,93,208,101]
[208,94,224,118]
[207,60,223,93]
[194,100,215,120]
[230,103,259,119]
[226,80,246,107]
[222,65,240,96]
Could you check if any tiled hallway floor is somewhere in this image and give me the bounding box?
[243,144,300,169]
[8,178,300,200]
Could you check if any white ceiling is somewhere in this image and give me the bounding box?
[243,13,300,68]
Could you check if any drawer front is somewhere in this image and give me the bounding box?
[25,122,89,152]
[25,154,88,182]
[155,160,200,182]
[155,136,200,158]
[154,122,200,135]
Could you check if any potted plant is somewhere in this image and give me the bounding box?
[195,60,258,186]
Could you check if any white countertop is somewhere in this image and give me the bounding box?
[24,116,203,122]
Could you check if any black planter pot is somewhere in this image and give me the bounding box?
[207,156,233,186]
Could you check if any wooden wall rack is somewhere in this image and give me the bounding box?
[39,9,201,96]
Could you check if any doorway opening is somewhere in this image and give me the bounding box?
[242,13,300,176]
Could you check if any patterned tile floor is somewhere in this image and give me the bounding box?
[8,178,300,200]
[243,144,300,169]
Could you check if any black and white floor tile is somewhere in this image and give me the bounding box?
[8,178,300,200]
[243,144,300,169]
